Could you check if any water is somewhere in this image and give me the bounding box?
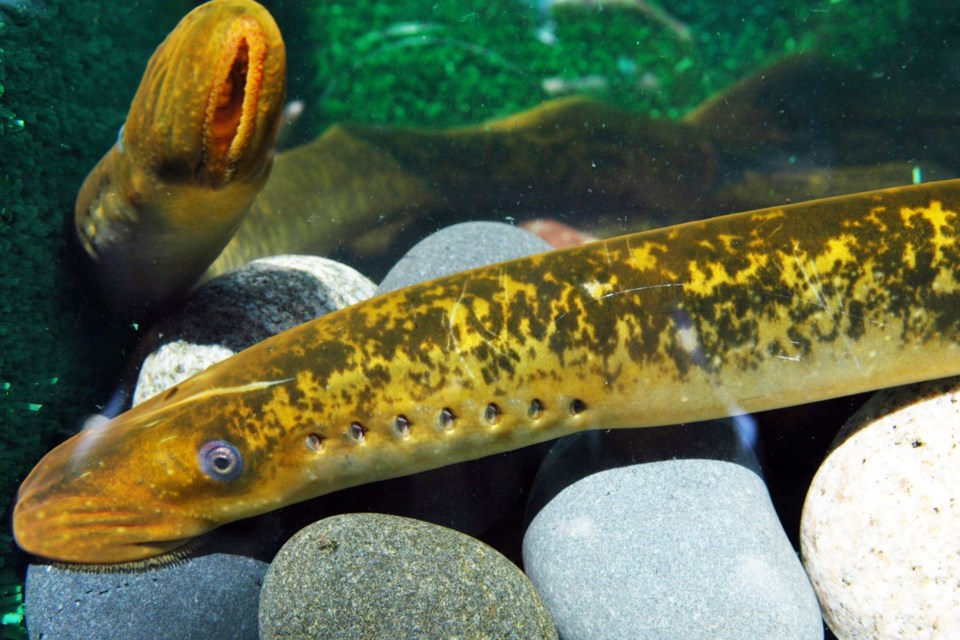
[1,0,955,638]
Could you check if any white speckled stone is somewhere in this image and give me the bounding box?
[133,342,236,405]
[133,255,375,404]
[801,376,960,640]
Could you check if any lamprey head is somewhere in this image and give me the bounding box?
[117,0,287,189]
[13,368,303,565]
[74,0,287,315]
[11,290,562,565]
[12,314,411,565]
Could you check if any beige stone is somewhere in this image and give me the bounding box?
[801,377,960,639]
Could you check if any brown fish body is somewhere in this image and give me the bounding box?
[15,178,960,564]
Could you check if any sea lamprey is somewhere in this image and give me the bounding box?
[74,0,286,316]
[14,179,960,565]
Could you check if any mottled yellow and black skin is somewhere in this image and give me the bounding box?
[14,179,960,565]
[74,0,286,316]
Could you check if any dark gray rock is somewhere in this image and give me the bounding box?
[25,553,267,640]
[259,513,557,640]
[180,254,376,348]
[523,422,823,640]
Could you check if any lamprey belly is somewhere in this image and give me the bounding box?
[74,0,286,316]
[16,179,960,564]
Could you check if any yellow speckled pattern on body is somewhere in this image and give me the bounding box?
[14,179,960,564]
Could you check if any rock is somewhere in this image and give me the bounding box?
[520,217,599,248]
[524,423,823,640]
[801,376,960,640]
[134,255,375,404]
[25,554,268,640]
[325,222,552,544]
[377,220,552,293]
[259,513,557,640]
[133,341,235,406]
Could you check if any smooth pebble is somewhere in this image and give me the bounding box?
[377,220,551,292]
[259,513,557,640]
[524,423,823,640]
[801,376,960,640]
[25,554,267,640]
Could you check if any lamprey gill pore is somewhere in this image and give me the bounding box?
[14,178,960,564]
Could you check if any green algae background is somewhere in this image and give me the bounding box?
[0,0,954,636]
[0,3,181,635]
[308,0,902,128]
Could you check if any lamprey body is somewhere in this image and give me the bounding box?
[15,179,960,564]
[74,0,286,315]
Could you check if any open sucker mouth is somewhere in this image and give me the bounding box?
[200,18,268,186]
[21,507,218,569]
[13,483,220,568]
[46,533,213,574]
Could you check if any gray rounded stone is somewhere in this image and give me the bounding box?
[525,420,763,515]
[801,376,960,640]
[134,255,375,404]
[524,423,823,640]
[25,554,267,640]
[259,513,557,640]
[377,220,552,293]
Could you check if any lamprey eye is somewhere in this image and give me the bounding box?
[198,440,244,482]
